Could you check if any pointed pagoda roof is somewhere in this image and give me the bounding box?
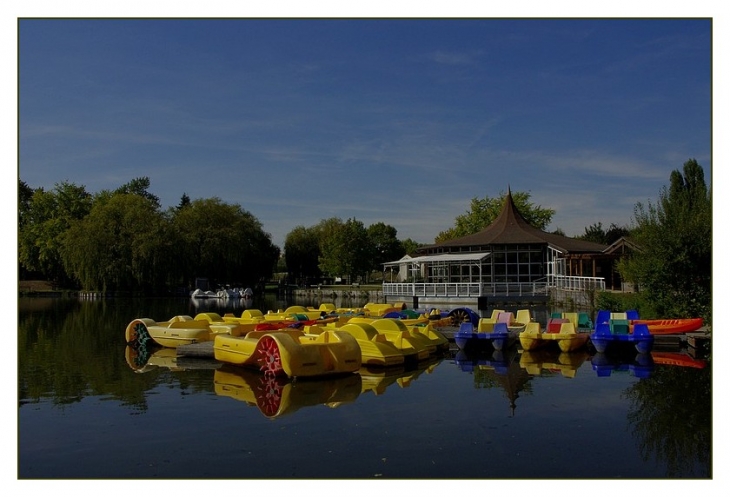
[426,188,607,254]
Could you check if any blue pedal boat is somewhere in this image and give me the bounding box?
[590,310,654,354]
[454,321,517,351]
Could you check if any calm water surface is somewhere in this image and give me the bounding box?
[17,296,712,479]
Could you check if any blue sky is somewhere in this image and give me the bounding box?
[16,17,713,249]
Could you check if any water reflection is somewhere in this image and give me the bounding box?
[591,351,655,378]
[214,366,363,418]
[18,297,712,478]
[453,347,532,417]
[519,348,590,378]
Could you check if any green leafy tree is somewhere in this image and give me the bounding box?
[171,197,279,288]
[578,222,631,245]
[435,190,555,243]
[18,181,93,285]
[618,159,711,320]
[60,193,171,292]
[367,222,404,269]
[400,238,423,256]
[113,176,161,209]
[284,226,322,283]
[318,218,372,283]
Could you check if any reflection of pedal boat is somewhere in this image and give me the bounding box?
[125,316,214,348]
[650,351,707,369]
[519,320,590,352]
[125,346,221,373]
[358,356,443,395]
[213,328,361,378]
[519,349,590,378]
[455,348,517,375]
[590,311,654,354]
[346,317,435,360]
[591,352,654,378]
[213,366,362,418]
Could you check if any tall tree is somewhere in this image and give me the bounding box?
[284,226,321,283]
[171,198,279,288]
[618,159,711,320]
[435,190,555,243]
[60,193,171,292]
[318,218,372,283]
[113,176,160,208]
[367,222,404,270]
[18,181,93,284]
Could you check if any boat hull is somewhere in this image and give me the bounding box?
[213,329,361,378]
[125,316,212,348]
[454,322,518,351]
[630,318,703,335]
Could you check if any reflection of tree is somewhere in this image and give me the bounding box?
[624,364,711,477]
[472,352,533,417]
[18,298,216,413]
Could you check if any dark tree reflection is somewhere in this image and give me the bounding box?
[624,361,711,477]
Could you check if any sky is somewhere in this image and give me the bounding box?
[12,13,716,252]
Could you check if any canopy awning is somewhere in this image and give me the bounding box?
[383,252,491,267]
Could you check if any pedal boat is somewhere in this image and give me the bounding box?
[590,311,654,354]
[363,302,407,317]
[550,311,594,332]
[213,328,361,378]
[304,322,405,367]
[519,319,590,352]
[630,318,704,335]
[346,317,433,361]
[125,315,214,348]
[454,315,519,351]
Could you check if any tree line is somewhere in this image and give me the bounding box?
[18,159,712,323]
[18,177,280,294]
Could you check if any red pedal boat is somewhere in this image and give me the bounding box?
[629,318,703,335]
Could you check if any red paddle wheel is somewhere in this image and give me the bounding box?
[255,335,285,377]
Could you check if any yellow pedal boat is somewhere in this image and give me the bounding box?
[519,320,590,352]
[346,317,433,360]
[304,322,405,367]
[125,315,214,348]
[213,328,361,378]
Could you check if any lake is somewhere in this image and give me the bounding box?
[17,294,712,480]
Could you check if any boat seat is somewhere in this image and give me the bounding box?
[626,310,640,320]
[497,312,513,324]
[516,309,532,324]
[547,318,568,333]
[610,319,630,334]
[564,312,579,328]
[459,322,475,334]
[559,322,576,334]
[242,309,264,319]
[577,313,592,329]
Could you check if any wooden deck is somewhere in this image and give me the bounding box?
[177,341,215,358]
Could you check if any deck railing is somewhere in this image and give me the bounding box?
[382,275,604,297]
[382,281,550,297]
